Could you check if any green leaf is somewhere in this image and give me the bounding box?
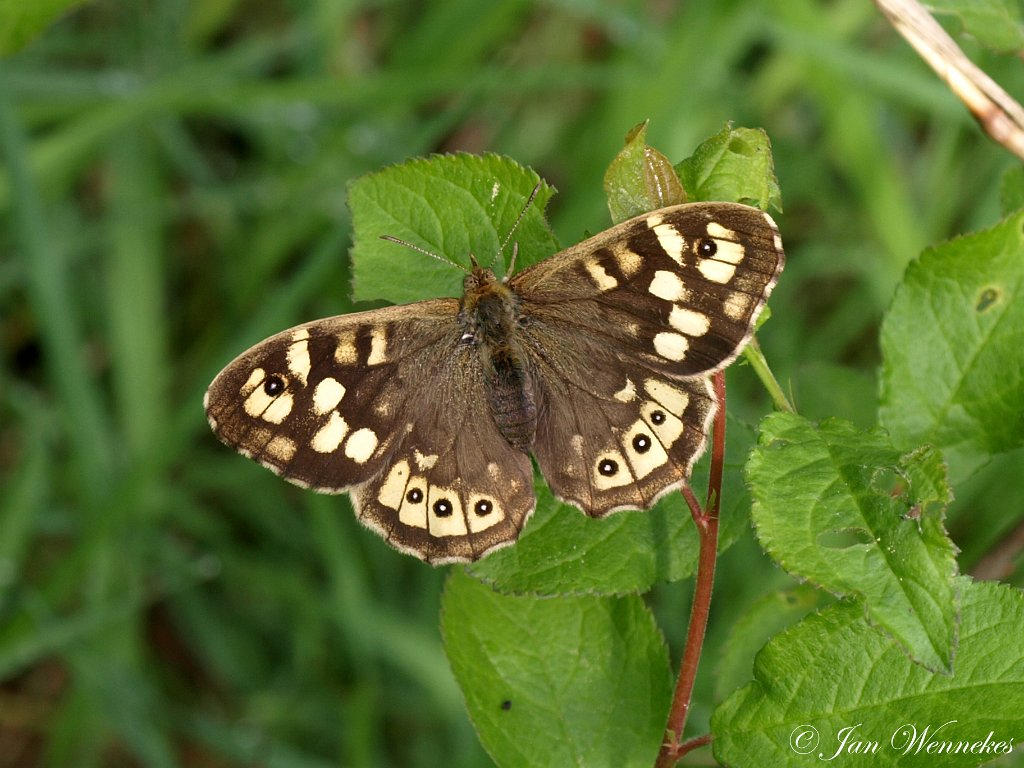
[927,0,1024,54]
[676,125,782,210]
[0,0,88,56]
[713,579,1024,767]
[748,413,957,671]
[441,569,672,768]
[468,419,756,596]
[999,165,1024,216]
[715,585,832,701]
[603,120,686,223]
[879,209,1024,478]
[348,153,560,304]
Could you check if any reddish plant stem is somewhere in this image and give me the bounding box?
[655,372,726,768]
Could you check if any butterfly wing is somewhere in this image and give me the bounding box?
[510,202,784,515]
[205,300,534,563]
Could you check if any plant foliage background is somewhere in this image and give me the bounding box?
[2,1,1023,767]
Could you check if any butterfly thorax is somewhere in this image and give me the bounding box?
[459,265,537,453]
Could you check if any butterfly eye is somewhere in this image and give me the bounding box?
[263,374,287,396]
[650,410,666,425]
[697,238,717,258]
[597,458,619,476]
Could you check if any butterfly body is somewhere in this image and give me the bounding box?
[459,265,538,452]
[206,201,784,564]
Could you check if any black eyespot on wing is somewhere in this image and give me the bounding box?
[433,499,453,517]
[650,410,666,425]
[697,238,717,258]
[632,434,651,453]
[598,458,618,476]
[406,488,424,504]
[475,499,493,516]
[264,374,286,395]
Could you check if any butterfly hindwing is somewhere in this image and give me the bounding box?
[530,362,716,517]
[352,423,534,564]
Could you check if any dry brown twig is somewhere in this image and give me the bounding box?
[875,0,1024,160]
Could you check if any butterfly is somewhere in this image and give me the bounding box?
[205,190,784,564]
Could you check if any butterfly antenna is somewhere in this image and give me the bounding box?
[379,235,469,274]
[495,182,541,272]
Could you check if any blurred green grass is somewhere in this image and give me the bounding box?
[1,1,1022,766]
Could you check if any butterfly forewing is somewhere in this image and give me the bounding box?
[511,202,784,376]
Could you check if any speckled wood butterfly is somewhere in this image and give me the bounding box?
[205,190,784,564]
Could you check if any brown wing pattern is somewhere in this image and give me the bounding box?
[511,202,783,516]
[205,300,534,563]
[207,202,784,559]
[511,202,784,376]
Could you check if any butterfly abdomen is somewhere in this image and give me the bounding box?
[462,267,538,453]
[482,341,537,452]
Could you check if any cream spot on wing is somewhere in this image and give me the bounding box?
[644,379,689,415]
[615,246,642,277]
[653,223,686,266]
[414,450,438,470]
[467,494,504,533]
[621,419,669,480]
[646,213,664,228]
[584,259,618,290]
[398,475,428,529]
[344,428,378,463]
[367,327,387,366]
[311,411,349,452]
[724,292,753,321]
[712,239,745,265]
[593,449,634,490]
[706,222,736,240]
[262,393,294,423]
[649,270,688,301]
[487,462,501,481]
[244,384,294,424]
[668,306,710,336]
[698,259,737,284]
[286,329,311,385]
[641,401,684,446]
[241,368,265,397]
[613,378,637,403]
[427,487,467,537]
[313,377,346,415]
[335,331,357,365]
[564,435,585,476]
[377,460,410,511]
[653,332,689,361]
[266,435,296,463]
